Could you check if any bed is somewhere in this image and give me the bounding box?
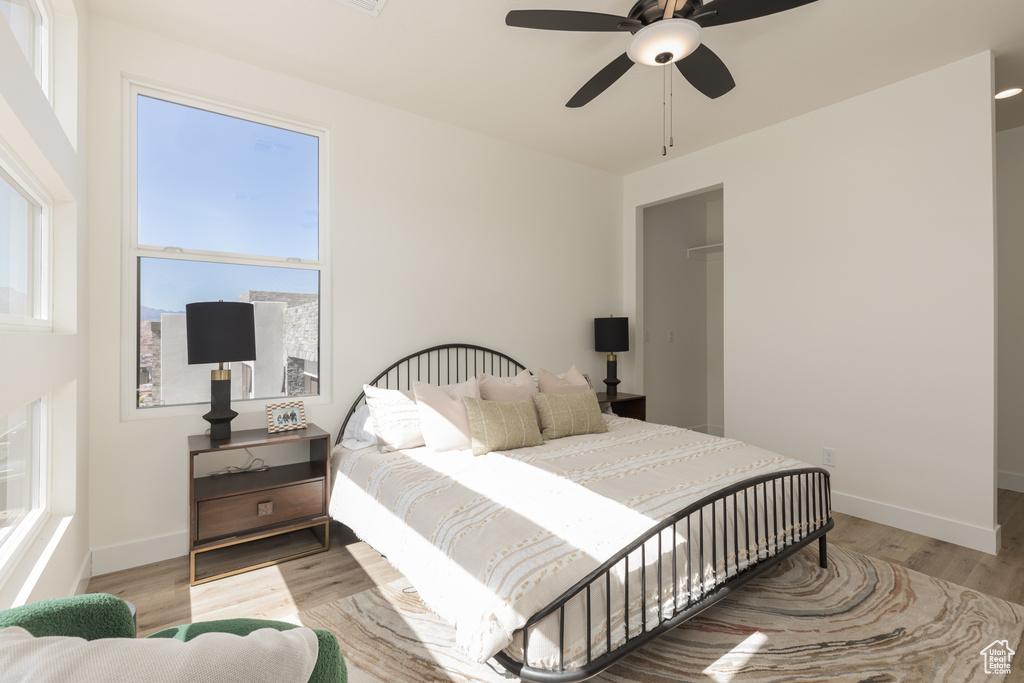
[330,344,833,682]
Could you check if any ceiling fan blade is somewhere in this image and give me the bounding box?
[691,0,818,27]
[506,10,641,32]
[567,53,635,108]
[675,44,735,99]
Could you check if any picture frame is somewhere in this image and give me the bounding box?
[266,401,307,433]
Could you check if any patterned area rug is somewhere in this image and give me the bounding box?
[296,544,1024,682]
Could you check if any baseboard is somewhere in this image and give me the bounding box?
[91,531,188,576]
[830,491,1000,555]
[998,470,1024,494]
[71,551,92,595]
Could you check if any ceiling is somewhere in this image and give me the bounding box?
[85,0,1024,175]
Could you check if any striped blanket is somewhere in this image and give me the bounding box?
[330,416,815,668]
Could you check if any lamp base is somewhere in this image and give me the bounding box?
[603,355,620,396]
[204,376,237,441]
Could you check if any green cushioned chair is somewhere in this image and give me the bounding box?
[0,593,345,683]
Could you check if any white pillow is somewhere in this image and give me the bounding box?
[341,404,377,448]
[413,379,480,452]
[0,625,318,683]
[363,384,425,452]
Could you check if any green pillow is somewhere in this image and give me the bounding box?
[534,391,608,440]
[463,397,543,456]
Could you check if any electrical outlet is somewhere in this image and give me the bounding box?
[668,330,674,342]
[645,330,650,342]
[822,447,837,467]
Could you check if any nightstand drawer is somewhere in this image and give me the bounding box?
[196,480,324,542]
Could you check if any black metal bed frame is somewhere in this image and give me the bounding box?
[493,468,833,681]
[335,343,526,446]
[334,343,833,682]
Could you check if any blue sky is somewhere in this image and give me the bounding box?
[136,95,320,312]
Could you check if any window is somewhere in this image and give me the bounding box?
[131,89,326,410]
[0,162,47,325]
[0,0,51,98]
[0,399,47,564]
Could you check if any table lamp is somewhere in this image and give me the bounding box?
[594,315,629,396]
[186,301,256,440]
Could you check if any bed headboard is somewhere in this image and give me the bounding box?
[335,343,527,446]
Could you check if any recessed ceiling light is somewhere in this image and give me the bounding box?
[995,87,1023,100]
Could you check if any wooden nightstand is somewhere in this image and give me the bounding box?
[188,424,331,585]
[596,392,646,421]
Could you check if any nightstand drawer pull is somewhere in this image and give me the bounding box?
[196,480,324,542]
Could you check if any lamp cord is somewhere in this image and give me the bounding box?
[210,448,269,477]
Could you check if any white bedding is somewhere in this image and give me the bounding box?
[329,415,824,669]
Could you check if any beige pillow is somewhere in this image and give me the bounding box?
[463,397,543,456]
[533,391,609,440]
[413,379,479,452]
[537,365,591,394]
[478,369,537,403]
[363,384,424,452]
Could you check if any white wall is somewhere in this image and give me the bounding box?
[997,125,1024,493]
[623,52,999,553]
[0,0,90,607]
[86,17,622,573]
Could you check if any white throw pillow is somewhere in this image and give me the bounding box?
[363,384,425,452]
[0,625,318,683]
[413,379,480,452]
[341,404,377,448]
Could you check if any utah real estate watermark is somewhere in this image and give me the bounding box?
[980,640,1015,675]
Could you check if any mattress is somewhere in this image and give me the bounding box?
[329,415,822,669]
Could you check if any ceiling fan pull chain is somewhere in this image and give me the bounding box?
[662,65,668,156]
[669,64,675,148]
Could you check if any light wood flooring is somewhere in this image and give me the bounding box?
[87,490,1024,638]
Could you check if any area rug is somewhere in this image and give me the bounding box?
[295,544,1024,682]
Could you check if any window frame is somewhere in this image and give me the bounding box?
[0,396,51,587]
[0,141,51,331]
[121,80,331,421]
[0,0,54,101]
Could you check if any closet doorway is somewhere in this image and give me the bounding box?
[642,188,723,435]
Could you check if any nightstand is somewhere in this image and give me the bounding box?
[187,424,331,585]
[596,392,646,421]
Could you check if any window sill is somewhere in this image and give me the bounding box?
[0,509,51,599]
[0,318,51,333]
[121,393,332,423]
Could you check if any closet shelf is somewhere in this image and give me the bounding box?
[687,243,724,261]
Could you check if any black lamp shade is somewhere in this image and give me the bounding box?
[185,302,257,365]
[595,316,629,353]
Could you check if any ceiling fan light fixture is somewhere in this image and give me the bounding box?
[626,19,702,67]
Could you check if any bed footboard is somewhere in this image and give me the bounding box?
[493,467,834,682]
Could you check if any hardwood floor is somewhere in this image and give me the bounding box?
[829,489,1024,607]
[87,524,402,637]
[87,491,1024,638]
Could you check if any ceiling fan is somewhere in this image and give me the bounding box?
[506,0,819,108]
